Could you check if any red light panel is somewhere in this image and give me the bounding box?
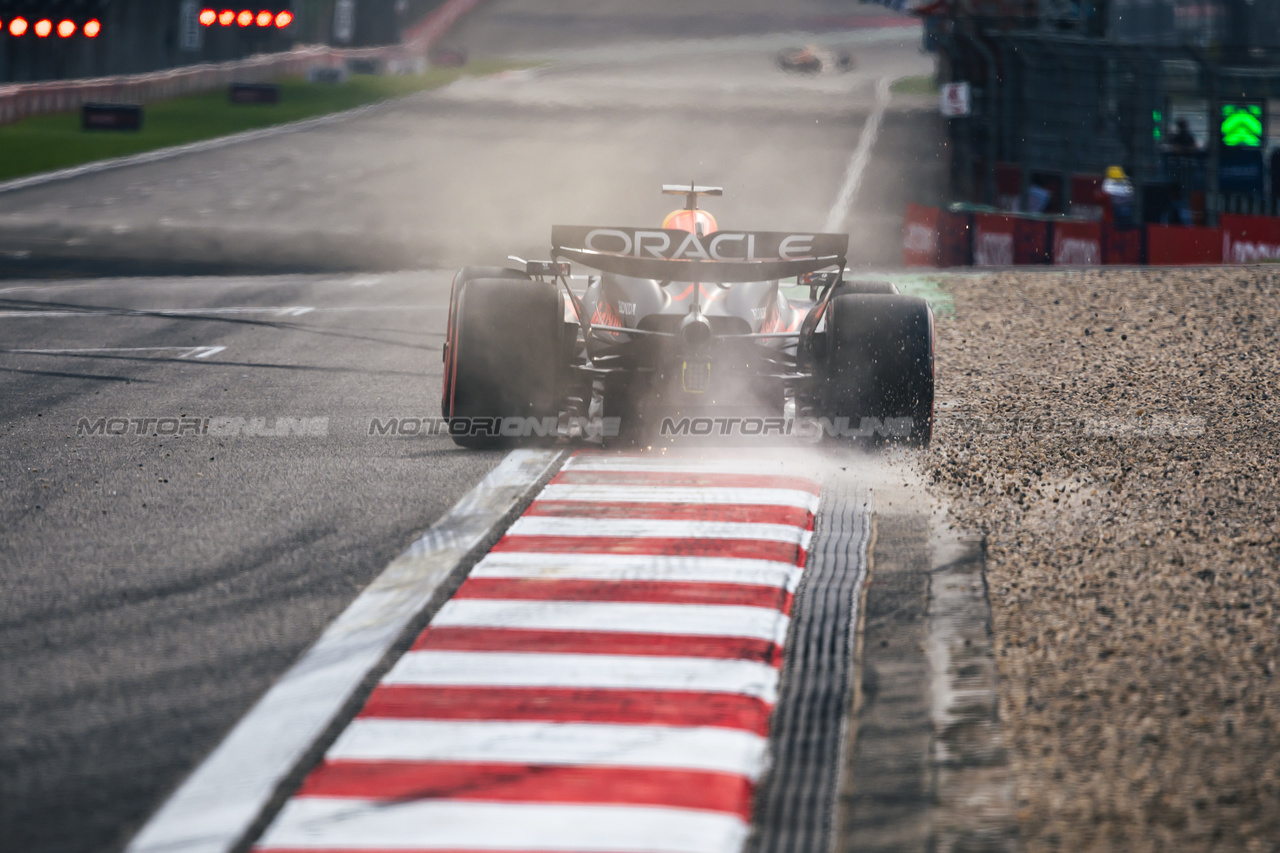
[237,10,252,25]
[199,9,217,25]
[83,18,100,37]
[274,10,293,27]
[34,18,52,37]
[57,19,74,36]
[8,17,26,36]
[255,10,271,26]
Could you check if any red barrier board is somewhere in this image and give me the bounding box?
[1221,214,1280,263]
[1069,174,1107,221]
[902,204,940,267]
[1146,225,1222,265]
[972,213,1016,266]
[937,210,972,267]
[995,162,1022,211]
[1103,225,1142,265]
[1053,220,1102,265]
[1014,217,1049,264]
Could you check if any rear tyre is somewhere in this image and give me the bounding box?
[442,266,530,416]
[823,293,934,446]
[831,279,898,297]
[444,276,562,448]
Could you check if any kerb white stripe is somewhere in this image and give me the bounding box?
[326,719,768,776]
[383,651,780,700]
[563,455,820,477]
[507,516,812,545]
[257,799,748,852]
[433,599,790,644]
[472,552,803,590]
[538,484,819,510]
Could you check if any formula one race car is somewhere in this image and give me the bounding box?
[442,185,933,448]
[776,45,855,74]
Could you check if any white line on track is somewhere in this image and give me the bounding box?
[1,345,226,359]
[124,449,562,853]
[257,799,749,853]
[326,719,769,775]
[383,650,781,698]
[432,599,791,644]
[0,274,450,296]
[0,306,314,318]
[0,305,445,319]
[823,75,894,234]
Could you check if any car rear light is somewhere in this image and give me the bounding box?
[57,19,74,36]
[255,10,271,25]
[275,10,292,27]
[9,17,27,36]
[34,18,52,36]
[83,18,100,37]
[219,9,234,24]
[199,9,217,25]
[237,10,253,25]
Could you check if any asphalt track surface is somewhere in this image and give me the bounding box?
[0,4,951,852]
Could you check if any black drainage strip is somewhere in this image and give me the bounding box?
[750,479,871,853]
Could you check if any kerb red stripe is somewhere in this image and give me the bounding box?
[412,627,783,664]
[359,685,772,733]
[526,500,813,528]
[551,470,820,493]
[454,577,793,611]
[261,849,707,853]
[258,849,669,853]
[295,761,755,817]
[492,535,806,565]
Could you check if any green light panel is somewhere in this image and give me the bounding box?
[1221,103,1263,148]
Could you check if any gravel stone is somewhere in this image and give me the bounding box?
[925,267,1280,852]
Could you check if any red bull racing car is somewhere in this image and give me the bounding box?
[442,185,933,448]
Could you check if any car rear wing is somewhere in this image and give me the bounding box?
[550,225,847,282]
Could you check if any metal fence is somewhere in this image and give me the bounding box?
[935,3,1280,223]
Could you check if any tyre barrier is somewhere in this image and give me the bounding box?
[903,204,1280,267]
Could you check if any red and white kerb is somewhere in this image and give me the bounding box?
[255,452,819,853]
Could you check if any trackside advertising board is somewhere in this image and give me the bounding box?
[1053,220,1102,265]
[972,213,1016,266]
[902,203,939,266]
[1221,214,1280,264]
[1147,225,1222,265]
[901,205,1280,267]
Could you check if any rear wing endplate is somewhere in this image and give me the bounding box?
[551,225,847,282]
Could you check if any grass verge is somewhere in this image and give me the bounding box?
[0,62,515,183]
[890,75,938,96]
